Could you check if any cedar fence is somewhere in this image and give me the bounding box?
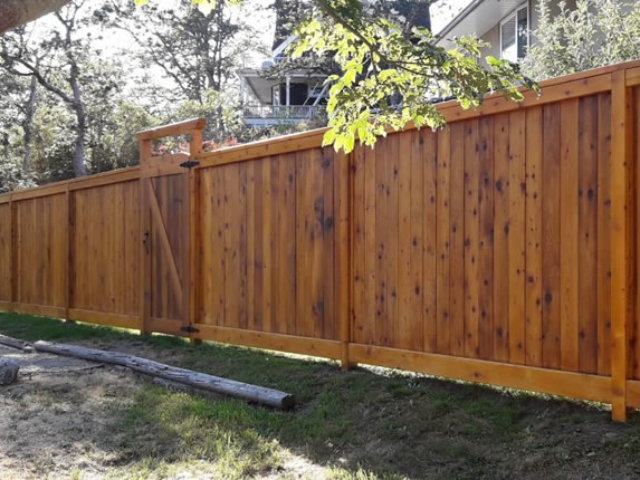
[2,60,640,421]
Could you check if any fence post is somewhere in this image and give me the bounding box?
[610,69,632,422]
[64,183,75,323]
[337,149,354,371]
[139,138,152,336]
[9,193,16,312]
[187,127,203,346]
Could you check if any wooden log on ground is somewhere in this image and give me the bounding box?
[33,340,295,409]
[0,334,34,353]
[0,359,19,385]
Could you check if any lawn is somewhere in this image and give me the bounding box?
[1,312,640,479]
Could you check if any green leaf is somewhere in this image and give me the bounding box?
[322,128,336,147]
[343,69,357,87]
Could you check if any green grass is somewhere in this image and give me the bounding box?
[2,311,640,479]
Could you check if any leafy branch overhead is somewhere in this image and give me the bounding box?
[295,0,537,152]
[138,0,536,153]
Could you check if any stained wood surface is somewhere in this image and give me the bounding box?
[1,62,640,420]
[199,150,341,340]
[0,203,10,303]
[73,181,141,317]
[351,95,612,375]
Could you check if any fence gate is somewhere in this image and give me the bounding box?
[137,119,205,339]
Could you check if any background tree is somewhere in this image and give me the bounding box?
[1,0,98,175]
[295,0,532,152]
[0,50,39,174]
[522,0,640,80]
[100,0,259,140]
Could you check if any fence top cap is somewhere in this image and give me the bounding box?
[137,118,206,141]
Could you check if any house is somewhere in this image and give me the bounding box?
[238,0,434,127]
[237,35,330,127]
[435,0,576,63]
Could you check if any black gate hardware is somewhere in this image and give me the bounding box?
[180,160,200,169]
[180,325,200,333]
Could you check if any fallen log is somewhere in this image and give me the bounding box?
[33,340,295,410]
[0,334,34,353]
[0,358,19,385]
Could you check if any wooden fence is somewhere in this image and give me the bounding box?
[2,59,640,420]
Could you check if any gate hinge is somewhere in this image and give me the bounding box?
[180,160,200,169]
[180,325,200,333]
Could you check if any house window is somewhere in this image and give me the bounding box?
[272,85,281,106]
[500,4,528,62]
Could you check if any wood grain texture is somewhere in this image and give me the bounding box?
[198,149,338,341]
[2,63,638,421]
[0,203,11,303]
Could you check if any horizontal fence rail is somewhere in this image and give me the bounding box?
[3,60,640,420]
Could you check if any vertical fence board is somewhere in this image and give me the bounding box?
[422,130,438,353]
[364,144,378,345]
[560,98,580,372]
[508,110,526,364]
[525,106,544,367]
[478,117,495,360]
[0,203,11,303]
[278,155,297,336]
[322,149,336,340]
[464,119,480,358]
[542,103,562,369]
[597,92,613,377]
[578,95,600,374]
[352,146,367,344]
[398,131,414,350]
[493,113,510,362]
[436,127,451,354]
[449,122,466,356]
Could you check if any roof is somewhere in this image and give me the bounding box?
[435,0,526,47]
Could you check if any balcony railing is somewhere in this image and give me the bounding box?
[243,105,325,120]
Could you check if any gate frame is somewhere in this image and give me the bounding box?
[137,118,206,343]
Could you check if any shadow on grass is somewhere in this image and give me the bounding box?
[2,312,640,479]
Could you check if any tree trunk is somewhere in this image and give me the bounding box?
[69,64,87,176]
[22,73,38,174]
[72,110,87,176]
[33,341,296,409]
[0,0,71,34]
[2,132,8,164]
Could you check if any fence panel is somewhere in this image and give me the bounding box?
[72,180,141,320]
[350,94,613,377]
[198,148,342,342]
[14,194,67,316]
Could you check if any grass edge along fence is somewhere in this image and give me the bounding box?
[2,59,640,421]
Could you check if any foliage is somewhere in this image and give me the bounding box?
[0,153,36,194]
[0,0,538,191]
[292,0,536,153]
[99,0,254,103]
[172,89,244,142]
[139,0,535,154]
[523,0,640,80]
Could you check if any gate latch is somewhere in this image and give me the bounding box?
[180,325,200,333]
[180,160,200,169]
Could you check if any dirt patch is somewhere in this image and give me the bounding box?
[0,341,330,480]
[2,328,640,480]
[0,345,140,479]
